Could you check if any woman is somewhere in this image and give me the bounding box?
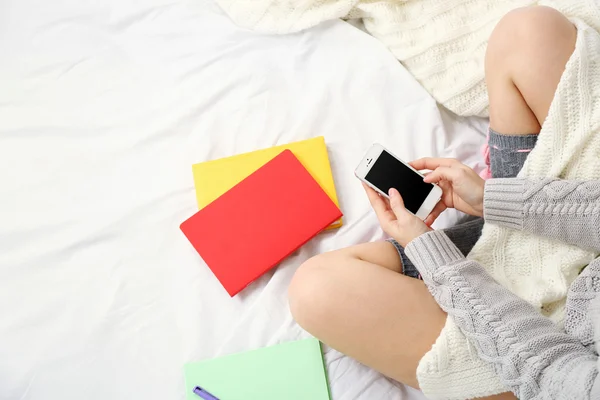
[289,6,600,400]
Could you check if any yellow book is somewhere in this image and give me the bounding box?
[192,136,342,229]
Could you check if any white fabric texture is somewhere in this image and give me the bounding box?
[0,0,489,399]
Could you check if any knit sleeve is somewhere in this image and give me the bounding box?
[484,178,600,251]
[405,231,600,399]
[566,260,600,348]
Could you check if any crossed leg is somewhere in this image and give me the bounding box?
[289,6,576,399]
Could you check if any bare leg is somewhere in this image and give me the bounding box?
[486,6,576,134]
[289,6,576,399]
[289,241,444,388]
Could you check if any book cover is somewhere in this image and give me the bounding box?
[192,137,342,229]
[184,338,331,400]
[181,150,342,297]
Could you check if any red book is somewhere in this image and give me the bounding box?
[181,150,343,297]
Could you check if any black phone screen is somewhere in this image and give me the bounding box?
[365,150,433,214]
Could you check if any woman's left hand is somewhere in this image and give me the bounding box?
[363,183,431,247]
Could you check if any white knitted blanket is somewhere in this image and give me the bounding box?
[215,1,600,398]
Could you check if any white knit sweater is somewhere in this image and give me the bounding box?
[215,1,600,398]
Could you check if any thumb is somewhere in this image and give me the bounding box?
[388,188,409,218]
[423,166,459,184]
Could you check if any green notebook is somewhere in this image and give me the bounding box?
[184,338,331,400]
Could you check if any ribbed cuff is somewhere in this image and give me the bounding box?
[484,179,525,230]
[488,129,539,150]
[405,231,465,277]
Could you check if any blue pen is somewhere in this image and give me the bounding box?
[193,386,220,400]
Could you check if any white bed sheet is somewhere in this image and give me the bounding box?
[0,1,488,399]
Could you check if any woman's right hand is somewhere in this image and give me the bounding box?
[410,158,485,226]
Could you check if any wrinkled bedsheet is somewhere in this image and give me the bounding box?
[0,1,488,399]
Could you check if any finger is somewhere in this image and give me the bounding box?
[424,215,434,227]
[424,201,446,226]
[388,188,409,219]
[437,180,454,204]
[424,201,447,227]
[425,201,447,226]
[381,196,393,212]
[436,178,451,192]
[363,184,396,224]
[423,166,461,184]
[410,157,460,171]
[363,183,383,207]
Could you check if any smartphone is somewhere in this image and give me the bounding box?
[355,143,442,220]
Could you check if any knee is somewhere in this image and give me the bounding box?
[486,6,576,69]
[288,254,336,333]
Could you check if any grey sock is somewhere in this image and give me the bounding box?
[488,128,539,179]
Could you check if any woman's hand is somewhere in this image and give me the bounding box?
[410,157,485,225]
[363,183,431,247]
